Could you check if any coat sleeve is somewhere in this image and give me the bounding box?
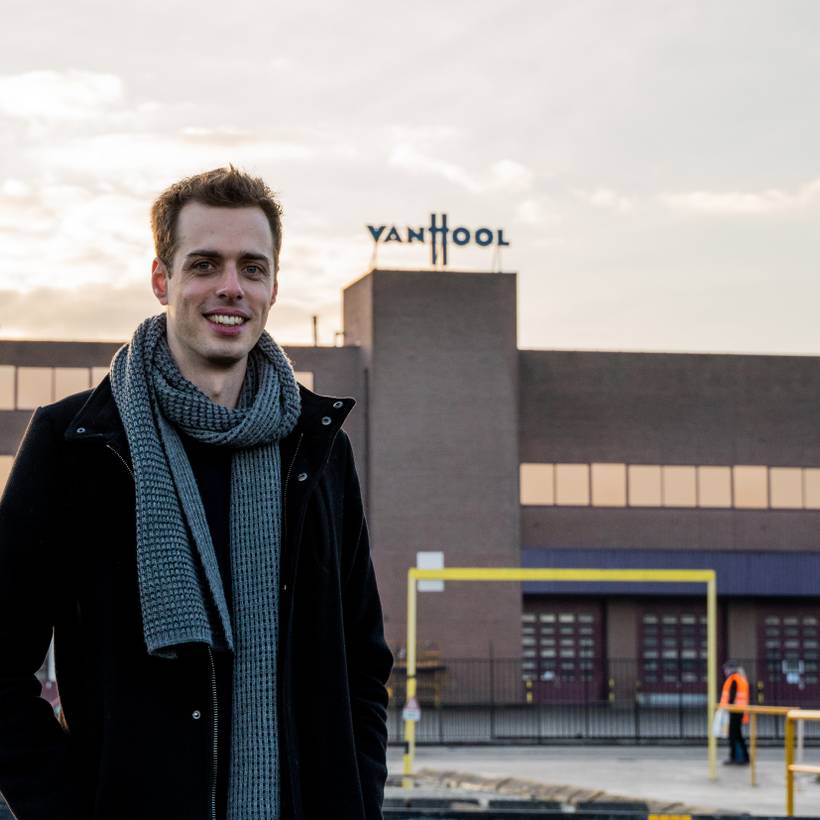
[339,432,394,820]
[0,408,83,818]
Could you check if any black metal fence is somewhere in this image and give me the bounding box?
[386,657,820,745]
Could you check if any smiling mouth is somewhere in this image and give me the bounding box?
[205,314,247,327]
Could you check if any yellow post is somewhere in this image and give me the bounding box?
[706,575,718,781]
[785,712,795,816]
[750,712,757,786]
[402,569,418,788]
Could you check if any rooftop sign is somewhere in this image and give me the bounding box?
[367,213,509,266]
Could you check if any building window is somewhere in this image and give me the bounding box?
[294,371,314,390]
[91,367,109,387]
[0,455,12,494]
[758,608,820,698]
[16,368,52,409]
[804,469,820,510]
[591,463,626,507]
[519,461,820,510]
[0,366,14,410]
[640,607,707,689]
[662,465,697,507]
[770,467,803,509]
[522,601,603,700]
[628,464,662,507]
[555,464,589,506]
[520,463,554,505]
[697,466,731,508]
[54,368,91,401]
[733,465,768,509]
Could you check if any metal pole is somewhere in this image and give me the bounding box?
[707,575,718,780]
[785,713,795,817]
[750,712,757,787]
[402,570,418,788]
[489,643,496,742]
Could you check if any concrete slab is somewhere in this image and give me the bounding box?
[387,745,820,817]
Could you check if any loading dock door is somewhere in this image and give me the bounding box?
[522,599,604,702]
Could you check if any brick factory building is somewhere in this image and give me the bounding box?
[2,268,819,709]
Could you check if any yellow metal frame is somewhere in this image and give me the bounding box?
[403,567,718,785]
[785,708,820,816]
[719,704,794,786]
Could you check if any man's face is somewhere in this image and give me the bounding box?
[151,202,278,372]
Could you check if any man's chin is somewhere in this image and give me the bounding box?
[203,343,252,369]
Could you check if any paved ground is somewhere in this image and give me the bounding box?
[387,745,820,816]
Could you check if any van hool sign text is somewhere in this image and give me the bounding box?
[367,213,509,266]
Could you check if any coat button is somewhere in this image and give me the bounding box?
[192,710,202,720]
[297,472,308,482]
[332,401,343,409]
[321,416,331,425]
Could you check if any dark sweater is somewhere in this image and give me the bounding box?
[179,433,233,820]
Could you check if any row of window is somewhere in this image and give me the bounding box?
[0,366,314,411]
[520,462,820,510]
[0,366,111,410]
[0,368,314,493]
[522,604,820,690]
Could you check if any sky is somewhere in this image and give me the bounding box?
[1,0,820,353]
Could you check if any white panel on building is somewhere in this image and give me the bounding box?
[416,550,444,592]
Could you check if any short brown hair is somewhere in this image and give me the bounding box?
[151,165,283,274]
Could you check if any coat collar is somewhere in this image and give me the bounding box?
[64,374,355,444]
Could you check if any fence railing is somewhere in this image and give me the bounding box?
[386,657,820,745]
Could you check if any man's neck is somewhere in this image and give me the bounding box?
[167,338,247,410]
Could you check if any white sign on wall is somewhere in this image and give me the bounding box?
[416,551,444,592]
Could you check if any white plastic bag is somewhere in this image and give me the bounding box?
[712,707,729,738]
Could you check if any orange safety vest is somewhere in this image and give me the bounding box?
[720,672,750,724]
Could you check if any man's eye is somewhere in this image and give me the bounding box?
[245,265,265,276]
[193,260,213,272]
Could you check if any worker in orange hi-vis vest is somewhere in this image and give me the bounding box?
[720,661,750,765]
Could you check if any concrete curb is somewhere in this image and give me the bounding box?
[389,768,726,816]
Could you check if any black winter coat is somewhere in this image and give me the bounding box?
[0,377,393,820]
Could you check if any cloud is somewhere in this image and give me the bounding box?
[388,144,535,195]
[659,179,820,215]
[490,159,534,193]
[0,283,156,341]
[0,70,124,121]
[33,132,316,190]
[0,182,151,288]
[1,178,31,197]
[388,142,483,193]
[573,187,634,213]
[515,197,562,227]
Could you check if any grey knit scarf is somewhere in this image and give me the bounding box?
[109,314,301,820]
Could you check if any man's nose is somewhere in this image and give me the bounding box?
[216,264,244,298]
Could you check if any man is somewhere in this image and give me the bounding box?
[0,167,393,819]
[720,661,750,765]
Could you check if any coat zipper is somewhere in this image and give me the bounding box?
[207,646,218,820]
[105,442,134,480]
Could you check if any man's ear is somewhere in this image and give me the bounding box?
[151,258,170,306]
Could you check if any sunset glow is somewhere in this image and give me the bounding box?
[2,1,819,353]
